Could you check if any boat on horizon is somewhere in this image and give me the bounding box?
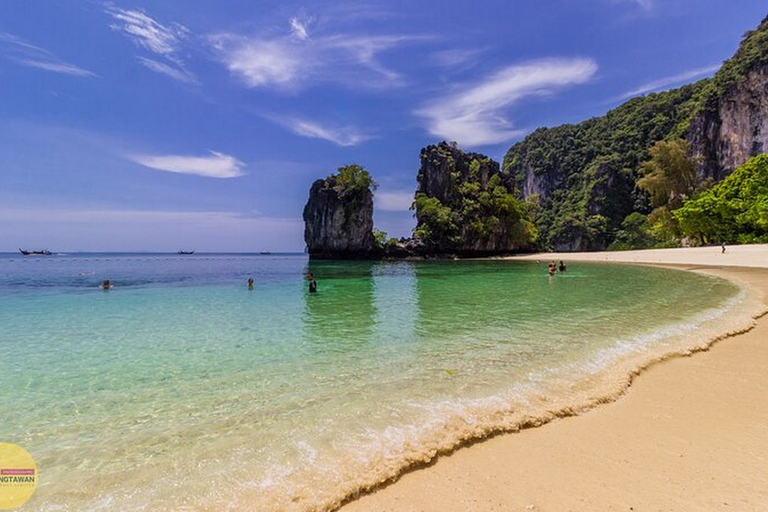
[177,250,195,255]
[19,248,52,255]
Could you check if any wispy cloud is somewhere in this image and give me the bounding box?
[617,64,720,100]
[431,48,486,69]
[608,0,654,10]
[416,58,598,146]
[376,190,413,211]
[105,4,196,84]
[289,17,312,41]
[130,151,245,178]
[271,116,372,146]
[209,14,426,91]
[137,57,197,84]
[0,32,95,77]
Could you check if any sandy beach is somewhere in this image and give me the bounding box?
[341,244,768,511]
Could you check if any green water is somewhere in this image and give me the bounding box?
[0,255,750,511]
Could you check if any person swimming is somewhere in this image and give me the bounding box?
[100,279,113,290]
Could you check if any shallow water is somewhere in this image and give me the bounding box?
[0,253,754,511]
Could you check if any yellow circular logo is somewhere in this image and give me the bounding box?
[0,443,37,510]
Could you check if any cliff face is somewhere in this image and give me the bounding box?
[414,141,535,255]
[417,141,499,205]
[503,12,768,252]
[302,177,375,259]
[689,66,768,180]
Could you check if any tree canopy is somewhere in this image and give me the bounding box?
[675,154,768,244]
[331,164,378,196]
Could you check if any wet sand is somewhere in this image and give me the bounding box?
[341,245,768,511]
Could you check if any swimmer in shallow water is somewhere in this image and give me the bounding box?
[100,279,113,290]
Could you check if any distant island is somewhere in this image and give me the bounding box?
[304,13,768,259]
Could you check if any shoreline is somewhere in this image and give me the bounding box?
[340,244,768,511]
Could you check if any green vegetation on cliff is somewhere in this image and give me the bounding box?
[503,83,703,250]
[675,154,768,244]
[697,14,768,116]
[502,14,768,251]
[414,142,536,254]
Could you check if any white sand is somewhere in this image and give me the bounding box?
[340,245,768,512]
[507,243,768,268]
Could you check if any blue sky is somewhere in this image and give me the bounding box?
[0,0,765,252]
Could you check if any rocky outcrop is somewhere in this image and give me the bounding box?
[303,177,376,259]
[417,141,499,203]
[688,66,768,180]
[414,141,535,256]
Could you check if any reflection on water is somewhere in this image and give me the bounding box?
[303,261,377,352]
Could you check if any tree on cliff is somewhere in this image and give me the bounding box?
[414,142,536,254]
[636,139,699,241]
[332,164,378,196]
[675,154,768,244]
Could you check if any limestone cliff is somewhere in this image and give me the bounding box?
[688,15,768,179]
[413,141,536,256]
[303,173,376,260]
[504,12,768,251]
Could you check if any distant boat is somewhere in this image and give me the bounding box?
[19,248,52,255]
[177,250,195,255]
[260,251,272,255]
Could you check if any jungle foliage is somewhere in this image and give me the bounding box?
[413,143,536,252]
[502,14,768,250]
[503,82,704,250]
[675,154,768,244]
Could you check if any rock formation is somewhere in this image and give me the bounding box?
[503,13,768,251]
[413,141,536,256]
[689,66,768,181]
[303,174,376,259]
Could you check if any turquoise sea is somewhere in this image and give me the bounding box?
[0,253,757,511]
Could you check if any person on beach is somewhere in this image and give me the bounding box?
[558,260,567,272]
[307,273,317,293]
[247,277,254,290]
[721,242,726,253]
[100,279,113,290]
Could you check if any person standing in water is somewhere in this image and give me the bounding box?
[247,277,254,290]
[307,273,317,293]
[558,260,567,272]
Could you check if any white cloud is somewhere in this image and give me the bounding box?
[210,35,305,88]
[105,5,196,84]
[106,6,188,57]
[138,57,197,84]
[416,58,598,146]
[0,32,95,77]
[209,16,424,91]
[432,48,485,68]
[618,64,720,100]
[376,191,413,211]
[272,117,372,146]
[130,151,246,178]
[289,17,311,41]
